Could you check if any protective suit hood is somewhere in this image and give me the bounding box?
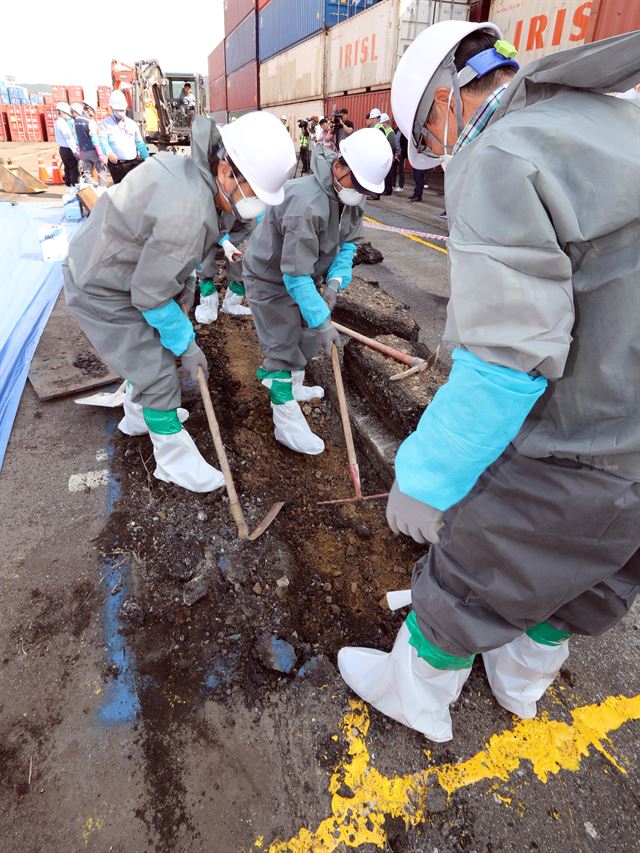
[489,30,640,126]
[189,116,223,194]
[310,145,340,200]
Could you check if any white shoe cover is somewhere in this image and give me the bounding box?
[149,428,225,492]
[118,389,188,436]
[271,400,324,455]
[483,634,569,719]
[195,292,219,324]
[338,623,471,742]
[221,289,251,316]
[292,369,324,402]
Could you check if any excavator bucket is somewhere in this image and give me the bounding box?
[0,162,47,194]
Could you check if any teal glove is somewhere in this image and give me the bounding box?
[142,299,195,356]
[283,273,330,329]
[326,242,357,290]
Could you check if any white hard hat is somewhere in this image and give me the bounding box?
[379,112,390,123]
[56,101,72,116]
[219,111,296,206]
[392,20,501,168]
[368,108,381,119]
[109,89,128,110]
[281,115,286,120]
[339,127,393,194]
[70,102,84,115]
[83,99,97,113]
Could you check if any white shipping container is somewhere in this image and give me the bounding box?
[325,0,469,96]
[489,0,594,65]
[260,33,326,107]
[261,99,325,147]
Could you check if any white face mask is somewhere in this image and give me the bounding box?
[337,186,365,206]
[235,195,267,220]
[113,110,126,120]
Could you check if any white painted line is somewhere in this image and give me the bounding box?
[68,470,109,492]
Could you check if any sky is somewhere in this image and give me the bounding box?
[2,0,224,92]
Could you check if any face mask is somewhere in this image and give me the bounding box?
[113,110,126,120]
[333,173,364,206]
[217,165,266,221]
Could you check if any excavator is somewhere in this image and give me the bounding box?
[111,59,207,151]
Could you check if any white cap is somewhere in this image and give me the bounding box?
[391,20,501,168]
[339,127,393,194]
[56,101,72,116]
[219,111,296,206]
[109,89,128,110]
[70,102,84,115]
[379,112,390,122]
[368,107,381,119]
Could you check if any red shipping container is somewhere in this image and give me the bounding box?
[257,0,269,9]
[97,85,112,108]
[43,94,54,105]
[586,0,640,40]
[208,41,225,82]
[66,85,84,103]
[6,105,43,142]
[209,75,228,111]
[325,89,392,131]
[226,61,258,112]
[224,0,255,34]
[38,106,57,141]
[0,107,8,142]
[52,85,68,102]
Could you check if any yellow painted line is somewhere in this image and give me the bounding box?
[259,693,640,851]
[364,214,449,255]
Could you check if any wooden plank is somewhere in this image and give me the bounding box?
[29,293,120,400]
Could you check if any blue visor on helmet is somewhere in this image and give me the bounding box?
[458,46,520,87]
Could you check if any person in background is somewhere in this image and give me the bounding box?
[99,89,149,185]
[316,117,337,152]
[299,120,311,174]
[178,82,196,126]
[394,129,408,192]
[335,107,354,143]
[366,108,382,127]
[377,113,397,195]
[54,102,79,187]
[409,165,429,202]
[71,102,107,188]
[281,115,290,134]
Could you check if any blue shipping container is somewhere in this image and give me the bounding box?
[258,0,324,62]
[325,0,381,29]
[225,10,257,75]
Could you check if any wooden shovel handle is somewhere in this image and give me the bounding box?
[331,344,362,500]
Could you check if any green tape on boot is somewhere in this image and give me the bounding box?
[526,621,571,646]
[257,368,294,405]
[142,408,182,435]
[229,280,245,297]
[406,611,475,671]
[199,279,216,297]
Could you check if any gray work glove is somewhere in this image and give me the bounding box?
[178,279,196,313]
[316,320,341,356]
[386,479,443,545]
[181,340,208,382]
[322,279,341,312]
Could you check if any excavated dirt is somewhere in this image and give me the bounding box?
[334,275,420,342]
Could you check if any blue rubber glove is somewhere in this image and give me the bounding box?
[283,273,330,329]
[395,348,548,510]
[136,139,149,160]
[326,242,357,290]
[142,299,195,356]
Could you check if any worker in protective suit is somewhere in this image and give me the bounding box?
[63,111,295,492]
[338,22,640,742]
[194,214,254,323]
[242,128,392,455]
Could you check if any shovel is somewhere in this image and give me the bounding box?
[74,379,127,407]
[331,322,438,381]
[318,344,388,507]
[196,366,284,541]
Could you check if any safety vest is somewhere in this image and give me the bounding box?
[300,133,309,149]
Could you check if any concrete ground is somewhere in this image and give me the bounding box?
[1,142,639,853]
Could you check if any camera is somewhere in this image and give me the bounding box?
[298,118,308,130]
[332,108,342,134]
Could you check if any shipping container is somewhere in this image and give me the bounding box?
[326,0,384,27]
[97,85,112,108]
[586,0,640,41]
[210,109,228,125]
[225,0,255,33]
[226,61,259,111]
[325,0,469,96]
[5,105,43,142]
[66,85,85,103]
[52,85,67,102]
[258,0,325,61]
[260,33,326,106]
[38,105,57,142]
[43,94,54,105]
[0,106,9,141]
[325,88,393,130]
[262,98,325,144]
[226,11,258,74]
[208,41,225,83]
[210,75,228,111]
[489,0,593,64]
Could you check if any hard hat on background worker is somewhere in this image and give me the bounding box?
[339,127,393,194]
[56,102,72,116]
[109,89,128,111]
[70,102,84,116]
[219,111,296,206]
[82,99,97,114]
[391,20,519,168]
[368,108,381,119]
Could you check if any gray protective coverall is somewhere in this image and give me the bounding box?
[63,118,223,410]
[242,145,363,372]
[199,211,253,283]
[412,32,640,656]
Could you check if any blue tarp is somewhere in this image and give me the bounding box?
[0,201,80,469]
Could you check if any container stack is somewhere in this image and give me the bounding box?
[5,105,43,142]
[224,0,259,120]
[207,41,227,125]
[66,85,84,104]
[38,105,57,142]
[97,86,112,110]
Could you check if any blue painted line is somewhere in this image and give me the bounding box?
[97,415,140,726]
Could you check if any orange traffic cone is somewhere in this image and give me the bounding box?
[38,154,52,183]
[50,153,63,185]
